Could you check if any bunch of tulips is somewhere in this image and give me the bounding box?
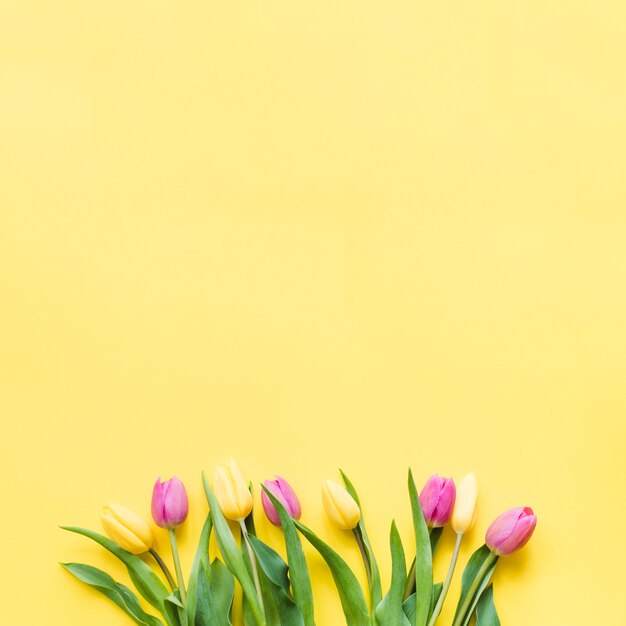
[62,462,537,626]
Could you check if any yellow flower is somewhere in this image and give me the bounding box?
[100,503,153,554]
[322,480,361,529]
[214,459,253,521]
[451,473,478,534]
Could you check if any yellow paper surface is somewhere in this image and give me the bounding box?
[1,1,625,624]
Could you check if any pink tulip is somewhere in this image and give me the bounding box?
[151,477,189,529]
[261,476,302,526]
[419,474,456,527]
[486,507,537,556]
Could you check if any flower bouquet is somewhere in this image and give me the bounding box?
[62,462,536,626]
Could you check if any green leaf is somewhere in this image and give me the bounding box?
[167,592,184,608]
[263,487,315,626]
[241,538,282,626]
[244,482,257,536]
[475,585,501,626]
[249,535,290,592]
[375,522,410,626]
[295,520,370,626]
[61,527,178,626]
[429,528,444,556]
[402,594,416,624]
[186,514,213,626]
[407,470,432,626]
[201,472,266,626]
[248,535,305,626]
[451,545,498,626]
[404,525,444,601]
[262,487,315,626]
[428,583,443,621]
[166,591,187,626]
[210,560,236,623]
[340,470,383,613]
[62,562,164,626]
[402,582,441,626]
[194,560,235,626]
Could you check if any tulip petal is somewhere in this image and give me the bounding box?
[100,512,149,555]
[485,507,537,556]
[105,503,153,549]
[451,473,478,534]
[262,480,285,525]
[229,459,253,519]
[151,478,167,528]
[276,476,302,520]
[322,481,360,530]
[162,477,189,527]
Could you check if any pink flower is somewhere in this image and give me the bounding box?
[151,477,189,529]
[419,474,456,527]
[261,476,302,526]
[486,507,537,556]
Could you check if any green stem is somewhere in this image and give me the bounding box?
[239,519,265,613]
[403,526,433,600]
[169,528,187,605]
[149,548,177,590]
[451,551,498,626]
[427,532,463,626]
[353,525,372,587]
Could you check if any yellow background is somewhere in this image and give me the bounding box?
[1,1,625,624]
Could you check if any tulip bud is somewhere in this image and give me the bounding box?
[262,476,302,526]
[101,503,153,554]
[151,477,189,529]
[213,459,253,521]
[322,480,361,530]
[419,474,456,528]
[451,473,478,534]
[486,507,537,556]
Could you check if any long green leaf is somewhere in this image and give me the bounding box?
[262,487,315,626]
[210,560,236,624]
[295,520,370,626]
[428,583,443,622]
[62,562,164,626]
[249,535,305,626]
[61,526,178,626]
[201,472,266,626]
[402,581,441,626]
[429,528,443,556]
[249,535,290,592]
[340,469,383,615]
[186,514,213,626]
[375,522,410,626]
[451,545,498,626]
[404,528,444,600]
[402,594,416,624]
[475,585,501,626]
[194,560,235,626]
[407,470,432,626]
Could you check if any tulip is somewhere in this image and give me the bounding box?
[428,474,477,626]
[151,477,189,529]
[262,476,302,526]
[451,473,478,534]
[322,480,361,529]
[100,503,153,554]
[213,461,263,611]
[419,474,456,528]
[214,459,253,521]
[486,506,537,556]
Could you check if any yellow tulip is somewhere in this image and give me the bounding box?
[322,480,361,529]
[100,503,153,554]
[214,459,254,521]
[451,473,478,534]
